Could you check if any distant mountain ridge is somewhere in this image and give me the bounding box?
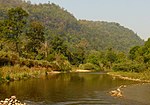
[0,0,144,52]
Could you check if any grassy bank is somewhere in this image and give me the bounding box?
[108,71,150,83]
[0,65,51,83]
[0,51,73,83]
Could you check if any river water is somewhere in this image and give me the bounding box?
[0,72,149,105]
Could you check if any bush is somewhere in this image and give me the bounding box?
[19,58,31,67]
[51,60,72,72]
[46,53,55,62]
[48,53,72,72]
[0,51,19,66]
[79,63,101,71]
[39,60,52,68]
[6,75,11,81]
[79,63,95,70]
[19,58,52,68]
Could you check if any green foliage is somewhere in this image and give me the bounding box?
[2,7,28,54]
[19,58,34,67]
[0,72,3,82]
[50,36,67,55]
[0,0,147,73]
[19,58,52,68]
[129,38,150,64]
[145,38,150,48]
[129,46,140,60]
[79,20,143,52]
[52,59,72,72]
[51,54,71,72]
[26,21,45,54]
[143,53,150,63]
[46,53,55,62]
[105,49,118,64]
[70,47,85,65]
[79,63,101,71]
[0,0,143,53]
[6,75,11,81]
[0,51,19,66]
[85,49,122,71]
[0,65,48,81]
[113,62,146,73]
[86,51,102,65]
[112,38,150,73]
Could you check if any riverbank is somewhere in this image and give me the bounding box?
[2,65,150,84]
[0,65,51,83]
[107,71,150,83]
[74,69,94,72]
[0,65,94,83]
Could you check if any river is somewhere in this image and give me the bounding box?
[0,72,149,105]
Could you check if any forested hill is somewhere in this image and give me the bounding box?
[0,0,144,52]
[79,20,143,51]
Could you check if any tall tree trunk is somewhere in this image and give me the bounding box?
[16,42,21,56]
[44,41,48,58]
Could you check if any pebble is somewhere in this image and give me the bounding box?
[0,96,27,105]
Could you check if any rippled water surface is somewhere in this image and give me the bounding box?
[0,72,149,105]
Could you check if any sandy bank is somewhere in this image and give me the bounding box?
[107,72,150,83]
[74,69,93,72]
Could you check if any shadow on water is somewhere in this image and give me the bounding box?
[0,72,149,105]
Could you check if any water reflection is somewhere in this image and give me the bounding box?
[0,72,143,105]
[123,83,150,105]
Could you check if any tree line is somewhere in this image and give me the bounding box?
[0,5,149,73]
[0,7,85,71]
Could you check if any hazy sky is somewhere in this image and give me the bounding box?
[29,0,150,40]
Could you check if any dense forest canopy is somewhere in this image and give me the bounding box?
[0,0,144,52]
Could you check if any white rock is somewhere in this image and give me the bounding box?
[8,103,12,105]
[5,98,9,101]
[11,96,16,100]
[3,100,8,104]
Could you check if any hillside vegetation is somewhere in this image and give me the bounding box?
[0,0,143,52]
[1,0,150,82]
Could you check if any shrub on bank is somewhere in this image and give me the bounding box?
[19,58,52,68]
[79,63,101,71]
[48,53,72,72]
[0,51,19,66]
[52,60,72,72]
[0,51,72,72]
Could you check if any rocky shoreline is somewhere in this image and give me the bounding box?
[0,96,26,105]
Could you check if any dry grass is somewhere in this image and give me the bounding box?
[108,70,150,82]
[0,65,48,82]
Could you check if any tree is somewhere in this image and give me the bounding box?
[106,48,118,64]
[26,21,45,59]
[86,50,102,66]
[50,36,67,55]
[0,20,5,50]
[129,46,140,60]
[3,7,28,55]
[145,38,150,48]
